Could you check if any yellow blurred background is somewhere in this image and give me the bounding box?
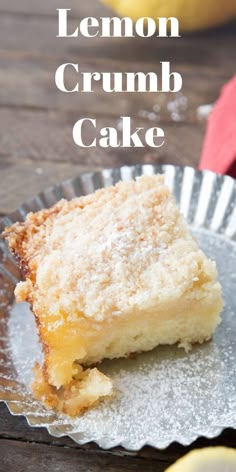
[103,0,236,32]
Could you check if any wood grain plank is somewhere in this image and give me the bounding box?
[0,156,101,214]
[0,108,205,211]
[0,0,109,18]
[0,13,235,70]
[0,402,180,464]
[0,122,203,213]
[0,53,230,120]
[0,437,171,472]
[0,109,205,164]
[0,403,236,463]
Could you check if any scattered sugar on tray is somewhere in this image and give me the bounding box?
[67,340,229,443]
[138,110,160,122]
[6,228,236,445]
[153,103,161,113]
[35,168,43,175]
[197,103,214,120]
[167,93,188,122]
[137,95,189,124]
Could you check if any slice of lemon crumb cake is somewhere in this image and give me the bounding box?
[3,175,223,416]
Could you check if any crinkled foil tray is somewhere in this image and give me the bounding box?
[0,165,236,451]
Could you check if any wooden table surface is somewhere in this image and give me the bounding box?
[0,1,236,470]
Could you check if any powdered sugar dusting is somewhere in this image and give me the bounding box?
[5,229,236,449]
[28,175,218,327]
[1,166,236,449]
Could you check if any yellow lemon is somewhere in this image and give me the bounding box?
[102,0,236,32]
[165,447,236,471]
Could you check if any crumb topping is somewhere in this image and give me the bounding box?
[4,176,217,323]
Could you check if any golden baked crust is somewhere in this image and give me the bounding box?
[2,175,223,416]
[32,363,113,416]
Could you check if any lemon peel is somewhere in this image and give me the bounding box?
[166,447,236,472]
[102,0,236,32]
